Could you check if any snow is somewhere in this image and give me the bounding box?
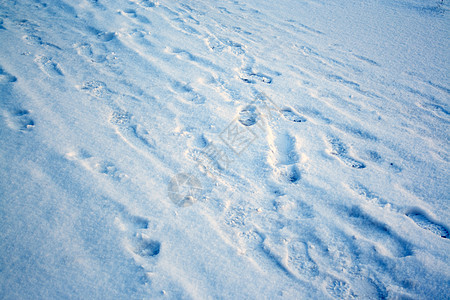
[0,0,449,299]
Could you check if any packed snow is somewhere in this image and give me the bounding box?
[0,0,449,299]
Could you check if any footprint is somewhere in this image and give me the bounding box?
[34,55,63,77]
[97,31,116,42]
[280,107,306,123]
[131,0,157,9]
[110,110,156,151]
[110,110,132,125]
[80,80,111,98]
[328,138,366,169]
[133,235,161,258]
[171,81,206,104]
[268,133,302,184]
[347,206,412,258]
[406,210,449,239]
[74,42,107,63]
[240,70,272,84]
[287,240,319,279]
[0,66,17,83]
[121,9,138,18]
[238,105,258,126]
[3,109,35,131]
[22,34,61,49]
[325,277,356,300]
[120,9,151,24]
[271,133,299,165]
[205,36,225,52]
[66,150,127,181]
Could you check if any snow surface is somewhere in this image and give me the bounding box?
[0,0,449,299]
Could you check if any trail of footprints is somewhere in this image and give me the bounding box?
[0,67,35,132]
[66,150,128,182]
[113,205,161,285]
[351,183,449,239]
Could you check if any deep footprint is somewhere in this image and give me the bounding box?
[135,236,161,257]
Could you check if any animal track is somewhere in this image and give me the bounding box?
[406,210,449,239]
[34,55,63,77]
[328,138,366,169]
[0,66,17,83]
[280,107,306,123]
[3,109,35,131]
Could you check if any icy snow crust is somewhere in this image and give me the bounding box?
[0,0,449,299]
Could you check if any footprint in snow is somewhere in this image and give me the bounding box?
[133,235,161,258]
[268,133,302,184]
[74,42,107,63]
[66,150,127,181]
[325,277,356,300]
[328,137,366,169]
[280,107,306,123]
[0,66,17,83]
[238,105,258,126]
[131,0,158,9]
[406,210,449,239]
[347,206,412,258]
[110,110,156,150]
[22,34,61,49]
[34,55,64,77]
[80,80,112,98]
[240,72,272,84]
[3,109,35,132]
[287,240,319,279]
[119,9,151,24]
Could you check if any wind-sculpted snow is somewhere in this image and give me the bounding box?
[0,0,449,299]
